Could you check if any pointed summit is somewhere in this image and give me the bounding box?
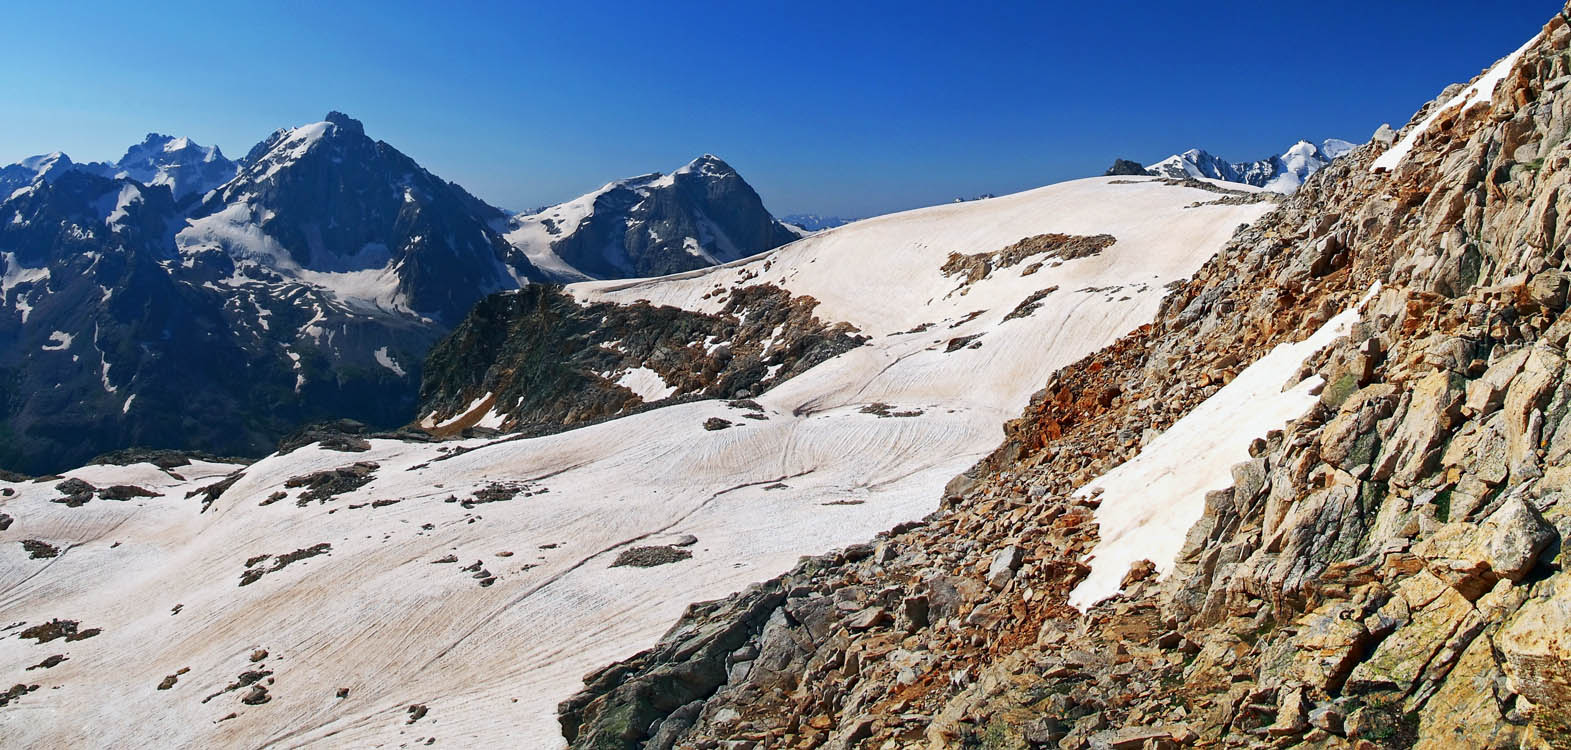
[324,111,365,137]
[678,153,738,179]
[505,154,798,281]
[112,134,235,199]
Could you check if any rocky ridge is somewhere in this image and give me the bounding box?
[560,7,1571,749]
[415,283,867,434]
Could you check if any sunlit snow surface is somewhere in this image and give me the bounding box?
[0,177,1270,748]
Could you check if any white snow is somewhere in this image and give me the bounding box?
[1372,33,1540,172]
[1068,285,1380,609]
[96,334,117,393]
[285,349,305,392]
[1320,138,1357,160]
[176,202,412,315]
[0,176,1272,749]
[102,183,142,227]
[41,330,73,351]
[615,366,677,402]
[121,394,136,414]
[1,252,50,322]
[475,407,508,430]
[258,121,334,180]
[373,346,406,377]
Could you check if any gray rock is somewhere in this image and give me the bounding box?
[1479,495,1557,581]
[1373,123,1398,146]
[986,545,1024,590]
[1104,159,1150,177]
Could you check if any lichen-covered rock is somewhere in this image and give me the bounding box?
[1373,370,1463,486]
[1413,496,1556,597]
[1499,571,1571,745]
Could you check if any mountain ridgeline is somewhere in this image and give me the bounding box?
[1114,138,1358,193]
[0,113,798,473]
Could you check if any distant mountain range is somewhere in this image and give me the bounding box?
[0,113,797,472]
[780,214,858,232]
[0,133,238,202]
[1111,138,1358,193]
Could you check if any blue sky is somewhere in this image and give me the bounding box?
[0,1,1557,217]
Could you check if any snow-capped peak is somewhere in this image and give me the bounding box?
[114,133,236,199]
[676,153,737,179]
[1320,138,1357,160]
[18,151,72,174]
[504,154,797,281]
[1142,137,1359,194]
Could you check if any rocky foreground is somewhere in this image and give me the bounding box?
[562,7,1571,749]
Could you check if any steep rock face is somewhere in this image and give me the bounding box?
[416,284,866,434]
[559,7,1571,749]
[193,111,535,323]
[504,155,802,281]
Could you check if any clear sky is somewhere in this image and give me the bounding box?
[0,1,1557,217]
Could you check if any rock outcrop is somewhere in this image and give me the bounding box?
[1103,159,1150,177]
[416,284,866,434]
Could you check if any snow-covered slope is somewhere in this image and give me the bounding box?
[1144,138,1356,193]
[0,175,1272,747]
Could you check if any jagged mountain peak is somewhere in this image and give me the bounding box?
[323,110,366,136]
[678,153,738,177]
[113,133,235,199]
[18,151,73,172]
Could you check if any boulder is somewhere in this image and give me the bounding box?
[1464,348,1530,416]
[986,545,1024,590]
[1527,270,1569,311]
[1373,370,1463,486]
[1412,496,1556,596]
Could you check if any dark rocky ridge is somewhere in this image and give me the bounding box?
[416,283,866,434]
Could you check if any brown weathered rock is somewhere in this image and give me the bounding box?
[1498,571,1571,746]
[1373,370,1462,486]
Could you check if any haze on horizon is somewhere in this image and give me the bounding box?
[0,0,1555,217]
